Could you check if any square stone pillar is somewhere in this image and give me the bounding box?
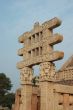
[21,84,32,110]
[40,62,55,110]
[40,81,55,110]
[20,67,33,110]
[63,94,69,110]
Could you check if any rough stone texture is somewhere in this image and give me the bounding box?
[14,17,73,110]
[40,62,55,81]
[17,17,64,69]
[20,67,33,84]
[60,55,73,70]
[55,67,73,82]
[54,55,73,85]
[13,86,40,110]
[40,82,55,110]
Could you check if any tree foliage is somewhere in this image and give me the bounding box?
[2,93,15,109]
[0,73,12,95]
[0,73,15,109]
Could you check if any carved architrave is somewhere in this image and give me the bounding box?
[17,17,64,69]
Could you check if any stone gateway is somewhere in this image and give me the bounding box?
[13,17,73,110]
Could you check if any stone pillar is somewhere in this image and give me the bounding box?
[31,50,33,57]
[14,89,21,110]
[20,66,33,110]
[40,62,55,110]
[39,47,42,55]
[42,29,53,55]
[39,32,42,41]
[63,94,69,110]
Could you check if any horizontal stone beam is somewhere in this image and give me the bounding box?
[18,48,24,56]
[42,51,64,62]
[42,17,61,30]
[18,17,61,44]
[17,61,24,69]
[17,51,64,69]
[18,35,24,43]
[48,34,63,45]
[18,33,63,54]
[24,42,43,52]
[54,84,73,94]
[18,32,30,43]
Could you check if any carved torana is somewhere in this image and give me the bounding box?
[15,17,73,110]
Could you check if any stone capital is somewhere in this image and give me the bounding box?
[20,66,33,84]
[40,62,55,81]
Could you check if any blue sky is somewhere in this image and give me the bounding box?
[0,0,73,91]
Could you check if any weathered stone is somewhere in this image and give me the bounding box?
[17,17,64,68]
[20,67,33,84]
[14,17,73,110]
[40,62,55,81]
[17,51,64,68]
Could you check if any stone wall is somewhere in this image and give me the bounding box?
[55,67,73,84]
[51,83,73,110]
[13,86,40,110]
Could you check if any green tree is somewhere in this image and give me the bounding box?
[2,93,15,109]
[0,73,15,109]
[0,73,12,95]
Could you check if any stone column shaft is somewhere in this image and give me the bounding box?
[63,94,69,110]
[40,62,55,110]
[21,85,32,110]
[20,66,33,110]
[40,82,54,110]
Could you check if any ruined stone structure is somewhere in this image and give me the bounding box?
[55,55,73,85]
[13,17,73,110]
